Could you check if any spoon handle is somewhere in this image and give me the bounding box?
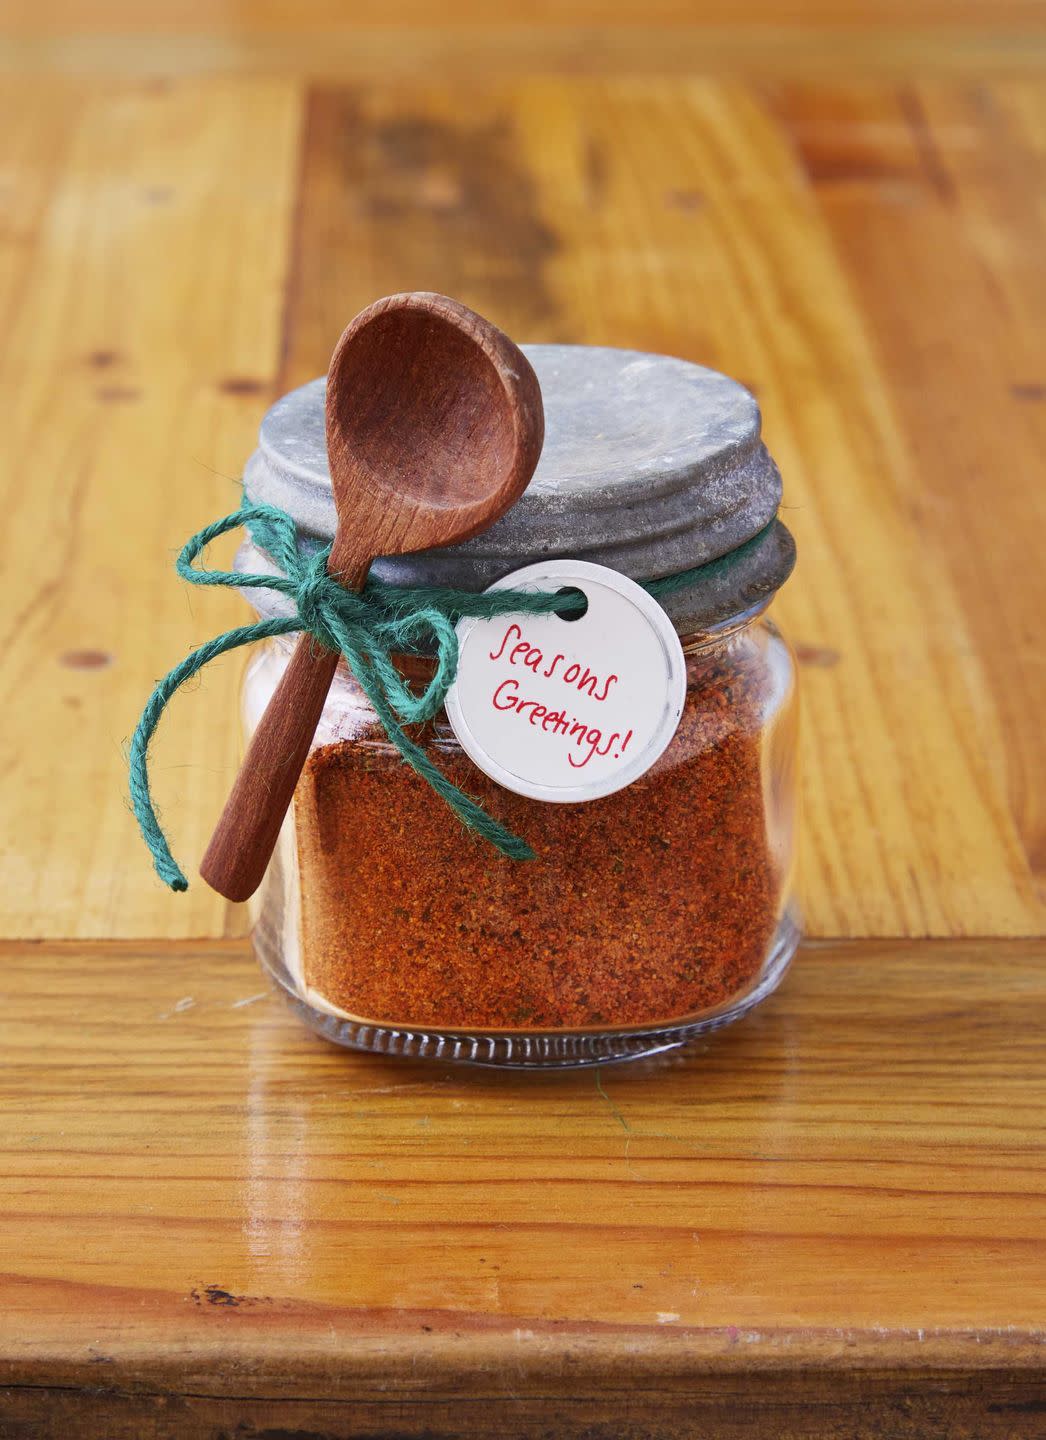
[200,547,371,902]
[199,637,342,902]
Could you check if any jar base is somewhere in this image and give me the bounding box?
[254,911,801,1070]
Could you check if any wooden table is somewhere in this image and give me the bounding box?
[1,3,1044,1436]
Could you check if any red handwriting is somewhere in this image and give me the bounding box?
[492,679,634,768]
[488,623,617,702]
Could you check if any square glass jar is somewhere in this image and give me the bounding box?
[237,346,799,1067]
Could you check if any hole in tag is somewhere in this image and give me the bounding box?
[553,586,588,622]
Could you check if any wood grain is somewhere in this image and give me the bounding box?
[0,75,302,940]
[8,0,1046,27]
[770,79,1046,898]
[0,937,1042,1437]
[2,1374,1044,1440]
[5,3,1046,83]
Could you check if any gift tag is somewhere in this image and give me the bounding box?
[445,560,686,803]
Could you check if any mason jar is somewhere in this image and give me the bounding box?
[237,345,799,1068]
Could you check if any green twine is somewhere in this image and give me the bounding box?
[129,501,777,891]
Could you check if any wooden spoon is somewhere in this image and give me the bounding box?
[200,292,544,902]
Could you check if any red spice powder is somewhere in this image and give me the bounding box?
[294,635,784,1030]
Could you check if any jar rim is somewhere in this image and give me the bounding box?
[235,518,794,649]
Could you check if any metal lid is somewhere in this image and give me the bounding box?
[239,344,794,633]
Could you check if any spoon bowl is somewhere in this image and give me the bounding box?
[327,296,538,534]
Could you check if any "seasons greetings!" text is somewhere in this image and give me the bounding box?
[487,623,633,768]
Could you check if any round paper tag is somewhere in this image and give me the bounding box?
[444,560,686,803]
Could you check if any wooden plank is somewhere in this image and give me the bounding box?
[0,76,302,940]
[4,6,1046,83]
[8,33,1044,86]
[4,75,1044,942]
[0,937,1042,1436]
[0,1368,1042,1440]
[280,81,1046,938]
[769,78,1046,909]
[8,0,1046,29]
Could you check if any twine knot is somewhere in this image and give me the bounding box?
[293,551,341,651]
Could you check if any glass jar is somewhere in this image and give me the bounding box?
[237,345,800,1068]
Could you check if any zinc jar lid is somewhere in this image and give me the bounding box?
[240,343,795,633]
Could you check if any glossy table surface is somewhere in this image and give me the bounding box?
[1,2,1044,1435]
